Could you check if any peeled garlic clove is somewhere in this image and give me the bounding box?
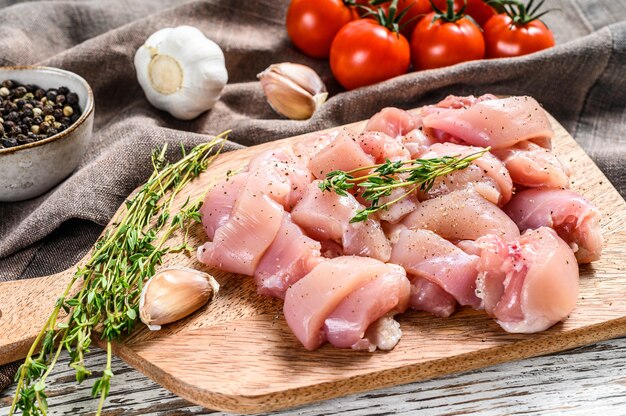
[139,266,219,331]
[257,63,328,120]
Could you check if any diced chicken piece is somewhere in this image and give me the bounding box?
[492,141,570,189]
[197,172,284,276]
[401,190,520,241]
[292,130,340,164]
[422,96,554,149]
[247,147,313,210]
[364,107,421,140]
[284,256,408,350]
[472,227,579,333]
[254,214,323,299]
[292,181,392,262]
[390,229,481,308]
[200,172,249,240]
[375,187,419,224]
[309,129,375,180]
[425,94,498,111]
[402,128,437,158]
[419,143,513,206]
[409,276,457,318]
[325,267,410,350]
[356,131,411,163]
[504,188,602,263]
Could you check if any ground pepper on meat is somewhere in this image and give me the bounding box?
[0,79,82,149]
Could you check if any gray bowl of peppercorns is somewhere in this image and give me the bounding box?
[0,66,94,201]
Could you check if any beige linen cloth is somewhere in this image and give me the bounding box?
[1,0,625,391]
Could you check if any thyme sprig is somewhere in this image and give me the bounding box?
[319,148,490,222]
[9,131,229,416]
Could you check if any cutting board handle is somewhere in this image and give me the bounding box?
[0,271,74,364]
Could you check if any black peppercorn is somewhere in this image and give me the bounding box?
[14,86,27,98]
[35,89,45,99]
[1,80,14,89]
[6,111,19,122]
[2,137,18,147]
[56,94,65,104]
[66,92,79,105]
[47,128,58,135]
[53,108,63,120]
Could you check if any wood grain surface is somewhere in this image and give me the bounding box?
[1,110,625,414]
[3,337,626,415]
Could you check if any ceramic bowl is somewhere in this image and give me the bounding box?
[0,66,94,202]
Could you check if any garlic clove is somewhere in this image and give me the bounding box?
[139,266,219,331]
[257,63,328,120]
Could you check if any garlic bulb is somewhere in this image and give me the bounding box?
[257,63,328,120]
[139,266,219,330]
[134,26,228,120]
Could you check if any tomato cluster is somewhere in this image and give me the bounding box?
[286,0,555,90]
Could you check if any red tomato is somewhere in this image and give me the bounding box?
[483,14,555,58]
[431,0,497,26]
[410,12,485,70]
[379,0,434,38]
[286,0,356,59]
[464,0,497,26]
[330,19,411,90]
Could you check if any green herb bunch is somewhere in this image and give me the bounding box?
[9,131,228,416]
[319,148,490,222]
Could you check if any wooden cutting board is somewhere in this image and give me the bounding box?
[1,109,626,414]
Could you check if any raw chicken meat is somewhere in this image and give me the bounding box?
[325,268,410,350]
[504,188,602,263]
[292,181,392,262]
[492,141,570,188]
[254,214,323,299]
[409,276,458,318]
[292,130,339,164]
[402,128,437,158]
[390,229,481,308]
[470,227,579,333]
[419,143,513,206]
[309,129,375,179]
[364,107,421,139]
[400,190,520,241]
[357,130,411,163]
[197,171,284,276]
[375,187,420,224]
[247,148,312,210]
[422,96,554,149]
[284,256,409,350]
[199,172,249,240]
[428,94,498,110]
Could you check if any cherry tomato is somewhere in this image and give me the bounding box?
[380,0,434,38]
[286,0,356,59]
[464,0,497,26]
[330,19,411,90]
[431,0,497,26]
[483,14,555,58]
[410,12,485,70]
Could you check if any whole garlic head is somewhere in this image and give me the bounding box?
[139,266,219,331]
[257,63,328,120]
[134,26,228,120]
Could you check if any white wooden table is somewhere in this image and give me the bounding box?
[2,336,626,415]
